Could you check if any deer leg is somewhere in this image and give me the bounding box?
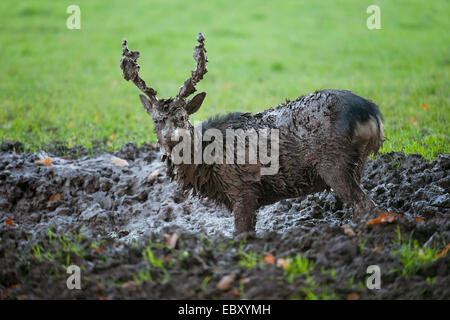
[233,198,258,234]
[318,164,377,219]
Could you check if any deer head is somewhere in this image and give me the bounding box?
[120,33,208,152]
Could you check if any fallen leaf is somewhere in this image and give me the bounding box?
[98,296,109,300]
[276,258,291,270]
[61,155,67,160]
[370,245,384,252]
[365,212,398,228]
[34,158,52,166]
[418,249,424,258]
[263,253,275,264]
[346,293,359,300]
[108,134,116,141]
[96,246,105,253]
[162,255,171,262]
[111,156,129,167]
[147,169,160,181]
[217,274,235,291]
[5,216,14,227]
[415,217,425,223]
[121,280,137,291]
[437,243,450,259]
[166,233,179,249]
[239,277,249,284]
[343,225,356,237]
[408,117,418,126]
[17,295,27,300]
[106,141,113,147]
[1,283,20,298]
[229,287,241,297]
[422,103,430,110]
[47,193,62,205]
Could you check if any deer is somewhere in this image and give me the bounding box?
[120,33,385,234]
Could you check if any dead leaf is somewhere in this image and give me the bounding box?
[96,246,105,253]
[370,245,383,252]
[1,283,20,298]
[343,225,356,237]
[98,296,109,300]
[408,117,418,126]
[34,157,52,166]
[229,287,241,297]
[162,255,171,262]
[422,103,430,110]
[5,216,14,227]
[365,212,398,228]
[217,274,235,291]
[415,217,425,223]
[108,134,115,141]
[239,277,249,284]
[61,155,67,160]
[276,258,291,270]
[111,156,129,167]
[147,169,160,181]
[346,293,359,300]
[47,193,62,205]
[166,233,179,249]
[263,253,275,264]
[418,249,424,258]
[121,280,137,291]
[437,243,450,259]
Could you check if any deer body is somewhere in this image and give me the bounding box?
[120,33,384,233]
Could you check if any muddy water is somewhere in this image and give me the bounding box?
[0,142,448,242]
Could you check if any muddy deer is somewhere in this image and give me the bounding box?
[120,33,385,234]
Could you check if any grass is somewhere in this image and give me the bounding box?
[30,226,101,272]
[392,227,444,277]
[0,0,448,158]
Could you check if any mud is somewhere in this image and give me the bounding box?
[0,141,449,299]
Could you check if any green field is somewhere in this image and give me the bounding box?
[0,0,448,158]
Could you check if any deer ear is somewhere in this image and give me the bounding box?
[139,94,153,113]
[185,92,206,115]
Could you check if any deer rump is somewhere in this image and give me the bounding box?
[120,33,385,234]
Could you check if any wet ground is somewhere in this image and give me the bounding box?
[0,141,449,299]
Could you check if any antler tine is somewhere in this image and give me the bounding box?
[120,39,158,102]
[177,33,208,100]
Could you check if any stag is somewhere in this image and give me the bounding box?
[120,33,385,233]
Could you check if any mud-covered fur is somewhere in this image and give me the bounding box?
[120,34,384,233]
[163,90,384,233]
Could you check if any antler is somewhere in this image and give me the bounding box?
[177,33,208,100]
[120,39,158,103]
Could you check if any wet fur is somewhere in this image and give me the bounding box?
[165,89,384,233]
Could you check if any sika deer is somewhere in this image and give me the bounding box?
[120,33,385,234]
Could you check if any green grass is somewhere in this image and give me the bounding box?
[392,227,444,277]
[0,0,448,158]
